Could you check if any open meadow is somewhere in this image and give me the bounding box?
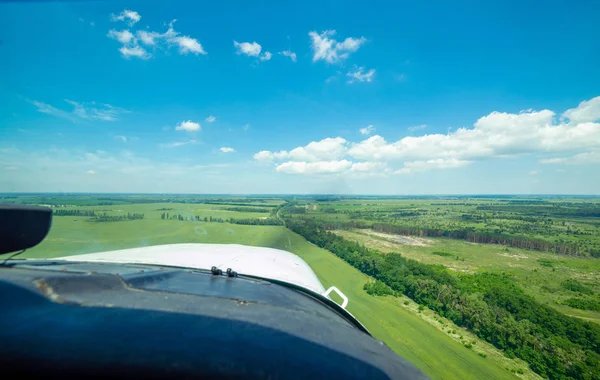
[3,194,600,379]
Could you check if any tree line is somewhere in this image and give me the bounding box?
[223,207,272,213]
[160,212,282,226]
[307,217,588,256]
[54,209,97,217]
[91,212,144,222]
[285,217,600,380]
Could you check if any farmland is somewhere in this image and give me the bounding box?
[3,193,600,379]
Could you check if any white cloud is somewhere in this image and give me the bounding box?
[540,151,600,165]
[111,9,141,26]
[529,170,540,175]
[252,96,600,177]
[258,137,348,162]
[243,124,251,131]
[408,124,427,131]
[205,115,216,123]
[115,135,127,142]
[137,30,161,46]
[276,160,352,174]
[395,158,472,174]
[347,66,375,83]
[220,147,235,153]
[309,30,366,64]
[109,19,206,59]
[562,96,600,123]
[107,29,135,44]
[87,170,96,175]
[171,35,206,55]
[30,100,77,122]
[234,41,262,57]
[348,104,600,162]
[63,100,128,121]
[350,161,387,172]
[29,99,128,122]
[119,45,150,59]
[253,150,290,161]
[360,125,375,135]
[175,120,201,132]
[160,140,197,148]
[279,50,297,62]
[259,51,272,61]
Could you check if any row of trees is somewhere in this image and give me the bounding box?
[371,222,584,255]
[159,212,282,226]
[285,217,600,380]
[476,205,600,218]
[229,218,283,226]
[54,209,97,217]
[562,298,600,312]
[310,217,587,256]
[223,207,272,213]
[92,212,144,222]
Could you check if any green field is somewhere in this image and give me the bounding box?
[12,199,532,380]
[7,194,600,379]
[333,229,600,323]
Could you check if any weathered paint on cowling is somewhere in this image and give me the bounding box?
[57,244,327,294]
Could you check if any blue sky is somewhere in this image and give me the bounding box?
[1,0,599,194]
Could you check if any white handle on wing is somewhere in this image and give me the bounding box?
[323,286,348,309]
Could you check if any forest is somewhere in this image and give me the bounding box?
[284,215,600,380]
[306,198,600,257]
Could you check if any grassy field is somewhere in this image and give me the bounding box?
[9,194,600,379]
[14,201,535,380]
[333,229,600,323]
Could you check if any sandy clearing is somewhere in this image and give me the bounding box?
[360,230,433,246]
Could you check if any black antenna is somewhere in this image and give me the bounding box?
[0,250,26,266]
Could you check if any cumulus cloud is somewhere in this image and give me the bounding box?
[562,96,600,123]
[119,45,150,59]
[350,161,387,172]
[175,120,201,132]
[29,99,128,122]
[279,50,297,62]
[108,17,206,59]
[254,137,348,163]
[276,160,352,174]
[529,170,540,175]
[171,35,206,55]
[349,105,600,162]
[253,96,600,176]
[234,41,262,57]
[259,51,272,61]
[111,9,141,26]
[309,30,366,64]
[347,66,375,83]
[205,115,216,123]
[395,159,472,174]
[136,30,160,45]
[87,170,97,175]
[253,150,288,161]
[107,29,135,44]
[360,125,375,135]
[220,147,235,153]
